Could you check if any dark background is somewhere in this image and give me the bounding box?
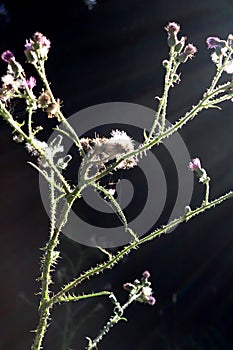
[1,1,233,349]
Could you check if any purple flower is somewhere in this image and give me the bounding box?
[24,39,33,52]
[206,37,225,49]
[165,22,180,47]
[165,22,180,35]
[142,271,150,279]
[26,76,36,89]
[33,32,51,49]
[184,44,197,58]
[1,50,14,63]
[148,296,156,306]
[188,158,201,171]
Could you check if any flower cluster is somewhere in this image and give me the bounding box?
[24,32,51,62]
[123,270,156,306]
[0,32,60,121]
[0,48,38,103]
[165,22,197,62]
[206,34,233,74]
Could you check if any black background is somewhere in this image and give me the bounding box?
[1,1,233,349]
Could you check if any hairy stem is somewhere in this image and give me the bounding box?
[49,190,233,306]
[31,190,80,350]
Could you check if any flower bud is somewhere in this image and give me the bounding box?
[142,271,150,279]
[188,158,201,172]
[165,22,180,35]
[165,22,180,47]
[174,36,186,53]
[178,44,197,63]
[162,59,169,68]
[1,50,14,63]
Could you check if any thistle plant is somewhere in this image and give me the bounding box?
[1,22,233,350]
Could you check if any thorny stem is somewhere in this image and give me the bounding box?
[31,189,81,350]
[208,44,233,92]
[82,80,233,186]
[160,46,179,134]
[1,27,233,350]
[0,101,71,194]
[148,46,179,139]
[48,190,233,307]
[30,169,59,350]
[87,292,140,350]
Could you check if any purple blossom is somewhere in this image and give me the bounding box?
[142,271,150,279]
[41,36,51,49]
[184,44,197,58]
[33,32,51,49]
[165,22,180,35]
[24,39,33,52]
[26,76,36,89]
[148,296,156,306]
[206,37,223,49]
[188,158,201,171]
[1,50,14,63]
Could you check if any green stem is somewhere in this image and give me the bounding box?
[160,47,178,134]
[27,107,33,139]
[148,46,179,139]
[204,178,210,205]
[61,302,72,350]
[93,182,128,230]
[35,61,85,157]
[0,101,29,141]
[0,101,71,194]
[208,45,233,92]
[87,292,141,350]
[84,82,233,187]
[49,190,233,306]
[58,291,112,303]
[31,190,80,350]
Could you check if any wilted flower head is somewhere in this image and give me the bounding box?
[38,91,51,108]
[46,101,61,119]
[108,129,135,153]
[82,130,137,170]
[1,50,14,63]
[1,74,20,91]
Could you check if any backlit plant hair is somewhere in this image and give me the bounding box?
[1,23,233,350]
